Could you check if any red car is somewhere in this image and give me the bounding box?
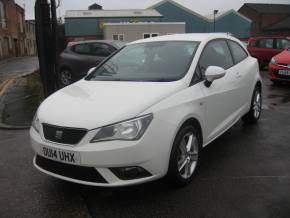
[269,47,290,84]
[247,36,290,68]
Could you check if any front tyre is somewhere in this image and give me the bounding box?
[167,125,201,187]
[242,86,262,124]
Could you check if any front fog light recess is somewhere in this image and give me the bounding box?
[91,114,153,142]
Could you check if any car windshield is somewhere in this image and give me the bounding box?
[86,41,199,82]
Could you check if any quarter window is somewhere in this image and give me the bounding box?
[198,40,234,76]
[250,40,258,48]
[228,41,248,64]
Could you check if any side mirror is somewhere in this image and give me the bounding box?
[204,66,226,87]
[87,67,96,76]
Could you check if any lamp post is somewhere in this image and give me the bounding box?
[213,9,219,32]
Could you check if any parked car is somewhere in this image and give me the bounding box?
[247,36,290,69]
[269,46,290,84]
[31,33,262,187]
[58,40,126,87]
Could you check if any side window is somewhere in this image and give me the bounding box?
[259,39,273,49]
[90,43,111,57]
[228,41,248,64]
[276,39,290,49]
[73,44,90,55]
[199,40,234,76]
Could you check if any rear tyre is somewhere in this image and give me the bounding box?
[242,86,262,124]
[167,124,201,187]
[58,68,73,87]
[271,80,281,86]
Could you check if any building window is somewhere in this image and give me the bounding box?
[0,0,6,28]
[19,15,24,33]
[143,33,151,39]
[113,34,124,41]
[143,33,159,39]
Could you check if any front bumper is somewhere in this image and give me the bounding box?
[268,64,290,82]
[30,118,176,187]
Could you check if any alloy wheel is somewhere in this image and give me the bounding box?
[60,70,72,86]
[253,91,262,119]
[177,132,199,179]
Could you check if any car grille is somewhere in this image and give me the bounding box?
[42,123,87,145]
[277,63,290,69]
[272,69,290,79]
[35,155,108,183]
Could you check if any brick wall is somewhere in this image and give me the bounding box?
[0,0,26,60]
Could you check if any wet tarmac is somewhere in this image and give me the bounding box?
[0,71,290,218]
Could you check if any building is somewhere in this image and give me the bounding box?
[65,9,163,41]
[64,0,252,42]
[15,3,25,56]
[89,3,102,10]
[149,0,209,33]
[25,20,37,56]
[205,10,251,39]
[238,3,290,36]
[150,0,251,38]
[104,22,185,42]
[0,0,25,60]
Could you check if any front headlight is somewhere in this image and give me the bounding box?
[91,114,153,143]
[32,113,41,133]
[270,58,276,65]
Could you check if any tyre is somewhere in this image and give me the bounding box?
[271,80,281,86]
[167,124,201,187]
[58,68,73,87]
[242,86,262,124]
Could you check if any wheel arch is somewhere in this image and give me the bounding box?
[256,80,262,92]
[174,117,203,149]
[181,118,203,146]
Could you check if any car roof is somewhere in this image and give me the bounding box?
[68,40,126,48]
[129,33,236,45]
[249,36,290,40]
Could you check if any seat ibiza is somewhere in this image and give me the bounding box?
[31,33,262,187]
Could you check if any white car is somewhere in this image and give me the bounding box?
[30,33,262,187]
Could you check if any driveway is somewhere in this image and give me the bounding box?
[0,71,290,218]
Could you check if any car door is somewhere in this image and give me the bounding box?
[70,43,99,76]
[227,40,253,110]
[258,38,275,64]
[198,39,239,143]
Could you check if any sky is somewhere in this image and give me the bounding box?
[15,0,290,20]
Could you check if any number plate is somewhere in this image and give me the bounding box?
[278,70,290,76]
[40,146,81,165]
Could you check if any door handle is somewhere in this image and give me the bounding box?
[235,72,242,79]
